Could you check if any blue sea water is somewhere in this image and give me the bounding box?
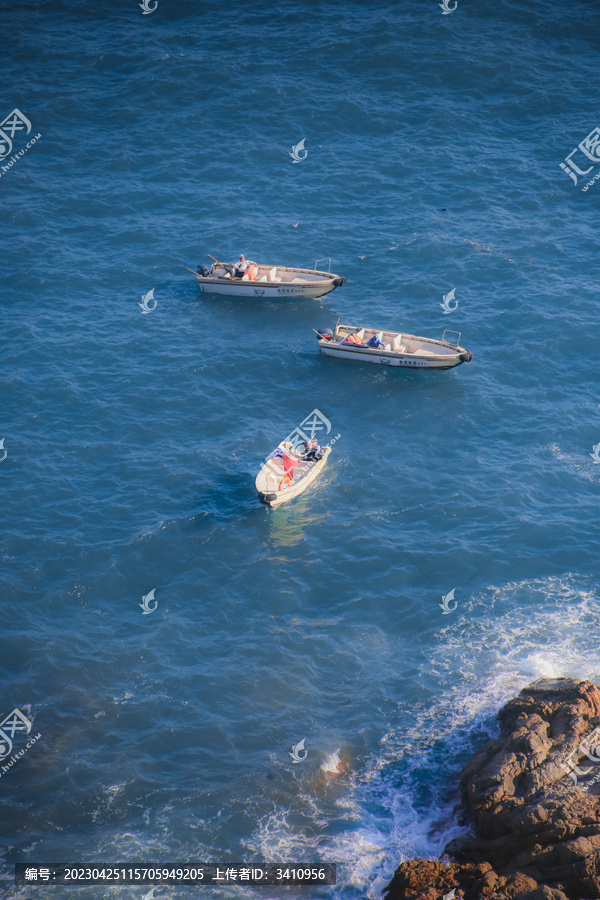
[2,0,600,897]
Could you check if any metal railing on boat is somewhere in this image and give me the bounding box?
[441,329,461,347]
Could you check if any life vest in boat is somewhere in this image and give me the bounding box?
[279,453,299,490]
[282,453,299,476]
[347,333,363,345]
[246,264,259,281]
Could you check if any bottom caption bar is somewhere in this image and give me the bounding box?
[15,864,336,886]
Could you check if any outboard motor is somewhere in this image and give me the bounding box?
[197,264,210,277]
[257,491,278,505]
[316,327,334,341]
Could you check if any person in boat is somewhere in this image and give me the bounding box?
[278,450,300,491]
[299,438,324,462]
[346,332,363,346]
[215,256,246,279]
[234,254,250,277]
[366,332,385,349]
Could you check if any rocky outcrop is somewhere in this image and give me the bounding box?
[384,679,600,900]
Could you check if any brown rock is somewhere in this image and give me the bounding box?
[382,859,459,899]
[383,679,600,900]
[514,889,568,900]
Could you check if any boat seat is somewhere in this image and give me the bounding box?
[384,344,391,351]
[259,275,268,282]
[392,335,405,351]
[269,267,281,282]
[291,277,305,283]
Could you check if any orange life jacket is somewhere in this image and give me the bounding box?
[279,454,299,490]
[246,264,258,281]
[347,333,363,345]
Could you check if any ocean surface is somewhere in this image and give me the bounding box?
[2,0,600,897]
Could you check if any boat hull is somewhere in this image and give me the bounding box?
[319,344,466,369]
[317,324,472,370]
[197,279,339,299]
[255,446,331,508]
[196,264,345,300]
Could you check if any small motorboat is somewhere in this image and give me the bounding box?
[255,441,331,508]
[194,256,346,299]
[315,322,473,370]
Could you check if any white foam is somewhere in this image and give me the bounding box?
[245,575,600,899]
[321,749,342,775]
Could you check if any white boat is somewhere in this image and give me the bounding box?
[194,257,346,299]
[255,441,331,508]
[315,323,473,370]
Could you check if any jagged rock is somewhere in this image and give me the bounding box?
[383,679,600,900]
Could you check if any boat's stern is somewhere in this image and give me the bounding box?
[315,327,334,341]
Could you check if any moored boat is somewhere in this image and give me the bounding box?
[255,441,331,508]
[194,256,346,299]
[315,322,473,370]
